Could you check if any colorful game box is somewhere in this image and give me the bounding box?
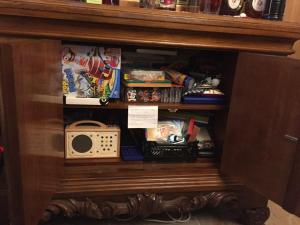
[62,45,121,99]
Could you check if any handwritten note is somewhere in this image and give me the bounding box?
[128,105,158,129]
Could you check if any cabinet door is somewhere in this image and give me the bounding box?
[221,52,300,215]
[0,41,64,225]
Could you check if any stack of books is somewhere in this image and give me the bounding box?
[122,69,183,103]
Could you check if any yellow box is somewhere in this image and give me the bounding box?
[86,0,102,4]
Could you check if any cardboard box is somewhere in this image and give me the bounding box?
[62,45,121,99]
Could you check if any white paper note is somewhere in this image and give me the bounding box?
[128,105,158,129]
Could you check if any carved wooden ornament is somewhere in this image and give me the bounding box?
[42,192,239,222]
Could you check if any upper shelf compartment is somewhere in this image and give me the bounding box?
[0,0,300,54]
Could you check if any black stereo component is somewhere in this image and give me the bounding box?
[143,141,198,162]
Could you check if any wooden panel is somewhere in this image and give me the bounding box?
[0,41,64,225]
[284,0,300,23]
[0,15,294,55]
[57,159,242,198]
[285,0,300,59]
[0,0,299,39]
[0,1,298,54]
[221,53,300,213]
[281,0,300,215]
[284,144,300,217]
[0,44,24,225]
[0,75,5,225]
[0,166,8,224]
[282,67,300,216]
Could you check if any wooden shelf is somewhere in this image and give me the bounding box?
[1,0,299,39]
[0,0,299,54]
[64,102,226,110]
[56,159,242,197]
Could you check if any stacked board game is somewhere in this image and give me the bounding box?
[62,45,121,99]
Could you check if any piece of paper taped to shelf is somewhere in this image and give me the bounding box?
[128,105,158,129]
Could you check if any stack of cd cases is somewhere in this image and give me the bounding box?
[123,82,183,103]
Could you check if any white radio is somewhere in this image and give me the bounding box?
[65,120,120,159]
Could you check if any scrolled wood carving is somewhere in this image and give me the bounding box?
[41,192,238,222]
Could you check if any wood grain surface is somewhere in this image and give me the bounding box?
[0,171,8,224]
[221,53,300,215]
[285,0,300,59]
[0,1,299,225]
[0,0,299,54]
[64,102,226,110]
[56,159,242,198]
[0,40,64,225]
[0,0,298,38]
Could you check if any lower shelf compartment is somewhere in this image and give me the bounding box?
[55,159,242,198]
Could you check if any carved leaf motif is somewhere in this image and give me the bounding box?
[41,192,266,224]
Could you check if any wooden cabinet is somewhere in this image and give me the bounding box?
[0,41,64,225]
[0,1,300,225]
[222,53,300,215]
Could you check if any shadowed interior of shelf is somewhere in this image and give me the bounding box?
[59,45,239,199]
